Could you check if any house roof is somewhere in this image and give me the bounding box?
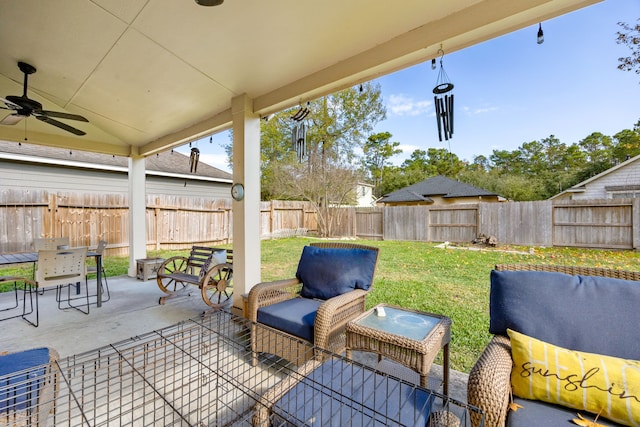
[549,153,640,200]
[0,140,232,182]
[379,175,498,203]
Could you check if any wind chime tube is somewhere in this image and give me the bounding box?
[439,97,449,141]
[449,93,454,136]
[434,96,443,142]
[444,95,452,140]
[189,147,200,173]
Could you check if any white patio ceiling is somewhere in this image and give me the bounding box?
[0,0,599,158]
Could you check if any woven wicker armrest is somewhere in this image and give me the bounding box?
[247,278,302,321]
[314,289,368,350]
[467,335,512,427]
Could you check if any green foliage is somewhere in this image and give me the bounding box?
[257,83,386,235]
[361,132,401,197]
[376,148,466,197]
[457,123,640,200]
[617,19,640,76]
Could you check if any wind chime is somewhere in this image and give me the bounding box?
[189,141,200,173]
[433,49,454,142]
[291,102,310,162]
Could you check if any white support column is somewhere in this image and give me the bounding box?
[231,94,261,316]
[128,147,147,277]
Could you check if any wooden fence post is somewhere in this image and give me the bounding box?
[154,197,161,250]
[633,198,640,251]
[270,201,275,235]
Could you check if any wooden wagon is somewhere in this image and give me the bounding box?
[156,246,233,308]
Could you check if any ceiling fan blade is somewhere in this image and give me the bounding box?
[1,96,22,111]
[1,113,26,125]
[35,115,86,135]
[38,110,89,122]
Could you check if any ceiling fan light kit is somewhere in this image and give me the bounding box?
[195,0,224,6]
[1,61,89,136]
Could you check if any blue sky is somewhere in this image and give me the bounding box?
[181,0,640,172]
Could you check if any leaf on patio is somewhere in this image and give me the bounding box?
[508,390,523,412]
[509,401,523,412]
[572,411,607,427]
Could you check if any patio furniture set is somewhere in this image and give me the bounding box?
[1,242,478,426]
[0,237,109,327]
[2,241,638,426]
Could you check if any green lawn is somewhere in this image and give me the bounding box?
[2,238,639,373]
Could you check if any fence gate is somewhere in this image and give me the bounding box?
[552,200,634,249]
[428,205,478,243]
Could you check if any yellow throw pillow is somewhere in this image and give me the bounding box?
[508,329,640,426]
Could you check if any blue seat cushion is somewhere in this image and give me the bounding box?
[506,397,624,427]
[257,297,322,342]
[296,246,377,300]
[489,270,640,359]
[272,358,433,426]
[0,348,51,412]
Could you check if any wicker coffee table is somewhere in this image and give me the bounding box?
[346,304,452,393]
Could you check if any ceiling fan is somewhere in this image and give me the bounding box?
[1,61,88,136]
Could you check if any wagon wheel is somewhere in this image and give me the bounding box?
[201,263,233,308]
[157,256,189,294]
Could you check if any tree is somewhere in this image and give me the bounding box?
[374,148,466,197]
[617,20,640,77]
[424,148,465,177]
[362,132,401,197]
[612,123,640,162]
[259,83,386,236]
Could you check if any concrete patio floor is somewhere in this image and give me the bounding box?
[0,275,469,403]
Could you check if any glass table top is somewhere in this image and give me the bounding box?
[356,306,442,341]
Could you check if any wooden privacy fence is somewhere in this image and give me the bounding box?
[0,190,317,254]
[2,188,639,253]
[330,198,640,250]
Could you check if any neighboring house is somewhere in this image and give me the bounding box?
[0,140,232,198]
[550,154,640,200]
[378,175,504,206]
[355,182,376,207]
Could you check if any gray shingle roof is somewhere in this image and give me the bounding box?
[0,140,232,180]
[380,175,497,203]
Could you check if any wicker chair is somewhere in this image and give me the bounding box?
[248,242,379,365]
[467,264,640,427]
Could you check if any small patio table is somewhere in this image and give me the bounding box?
[346,303,452,394]
[0,249,105,307]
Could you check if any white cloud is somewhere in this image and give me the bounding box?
[472,106,498,115]
[399,143,420,153]
[462,105,498,115]
[388,94,432,117]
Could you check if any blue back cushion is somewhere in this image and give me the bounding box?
[272,358,433,426]
[257,298,322,342]
[296,246,377,300]
[0,348,51,412]
[490,270,640,359]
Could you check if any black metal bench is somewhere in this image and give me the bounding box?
[156,246,233,308]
